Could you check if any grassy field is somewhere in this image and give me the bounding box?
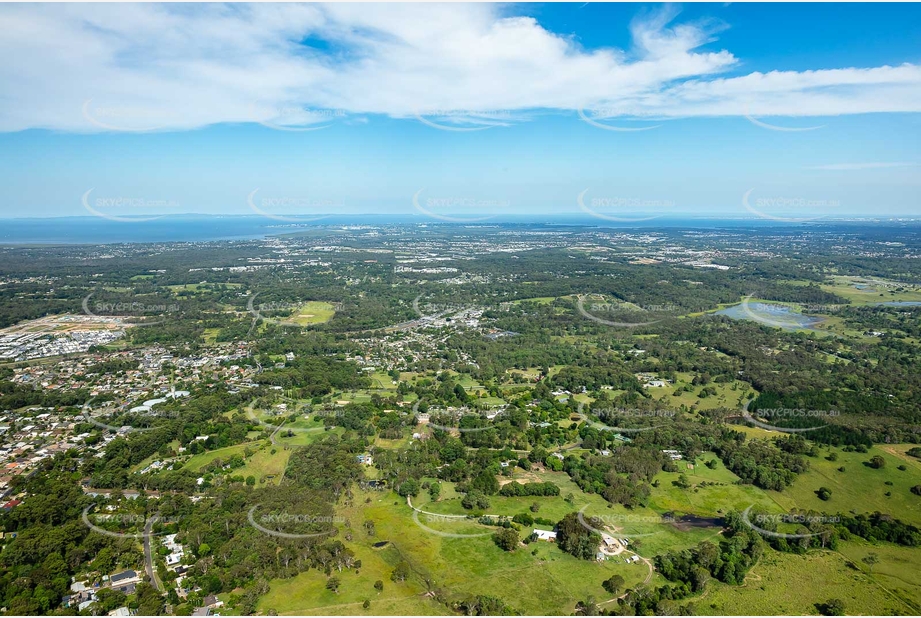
[415,468,611,525]
[694,546,912,615]
[288,301,337,325]
[167,282,243,294]
[649,372,751,411]
[248,409,339,447]
[642,451,786,555]
[236,445,292,485]
[182,442,258,473]
[836,539,921,612]
[649,451,783,516]
[507,296,561,305]
[769,444,921,527]
[249,441,921,616]
[821,275,921,305]
[260,474,659,616]
[368,371,398,390]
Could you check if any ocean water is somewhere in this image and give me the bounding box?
[0,216,279,244]
[0,215,915,245]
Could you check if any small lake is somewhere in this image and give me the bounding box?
[714,302,825,332]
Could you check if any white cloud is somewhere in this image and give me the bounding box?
[0,3,919,132]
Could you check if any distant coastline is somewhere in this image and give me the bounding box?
[1,214,919,246]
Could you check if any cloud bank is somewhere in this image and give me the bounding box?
[0,3,919,132]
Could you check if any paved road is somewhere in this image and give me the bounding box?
[143,516,164,593]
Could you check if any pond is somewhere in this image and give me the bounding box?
[714,301,825,332]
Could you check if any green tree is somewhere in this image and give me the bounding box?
[492,528,520,552]
[602,574,625,595]
[397,478,420,497]
[471,470,499,495]
[817,598,846,616]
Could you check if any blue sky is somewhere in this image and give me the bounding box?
[0,2,919,222]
